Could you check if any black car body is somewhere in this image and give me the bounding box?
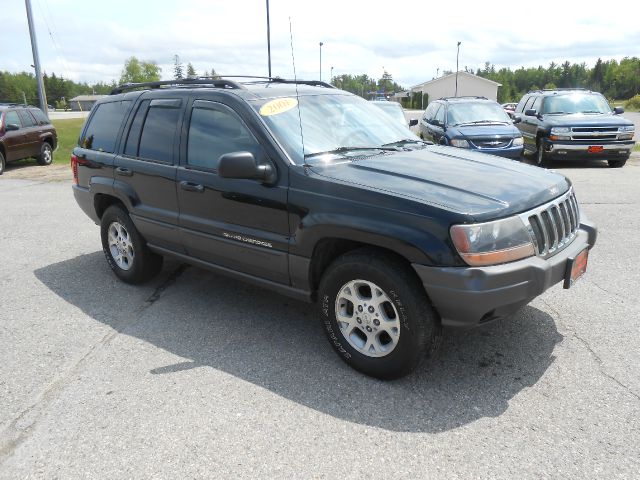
[419,97,524,159]
[514,89,635,167]
[71,78,596,379]
[0,104,57,174]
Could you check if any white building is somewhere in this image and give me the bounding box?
[399,71,502,105]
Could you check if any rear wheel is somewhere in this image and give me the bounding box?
[318,249,442,379]
[100,205,163,284]
[36,142,53,166]
[608,159,627,168]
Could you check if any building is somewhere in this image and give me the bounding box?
[394,71,502,106]
[68,95,106,111]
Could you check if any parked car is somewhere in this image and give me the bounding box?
[71,78,597,379]
[419,97,524,159]
[502,102,517,118]
[370,100,415,128]
[513,89,635,167]
[0,104,57,175]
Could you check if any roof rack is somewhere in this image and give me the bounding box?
[110,78,245,95]
[439,96,489,101]
[109,76,336,95]
[528,88,590,94]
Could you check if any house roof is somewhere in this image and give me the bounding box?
[69,95,107,102]
[410,71,502,90]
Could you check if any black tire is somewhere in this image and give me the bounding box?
[0,151,5,175]
[535,139,548,167]
[36,142,53,166]
[608,159,627,168]
[100,205,163,284]
[318,248,442,379]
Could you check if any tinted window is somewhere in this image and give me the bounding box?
[4,110,22,128]
[81,101,131,153]
[30,109,49,125]
[18,110,37,127]
[187,104,260,170]
[124,100,150,157]
[138,105,181,163]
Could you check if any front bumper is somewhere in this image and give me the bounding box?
[413,220,597,328]
[542,138,634,160]
[471,145,524,159]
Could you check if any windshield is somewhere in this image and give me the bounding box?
[250,94,419,164]
[371,101,407,126]
[447,102,511,125]
[541,93,612,115]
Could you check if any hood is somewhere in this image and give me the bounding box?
[542,113,633,128]
[308,146,570,222]
[449,123,521,139]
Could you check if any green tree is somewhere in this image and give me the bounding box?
[173,55,184,79]
[186,62,197,78]
[119,57,161,84]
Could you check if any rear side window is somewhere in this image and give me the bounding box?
[81,101,130,153]
[516,96,529,113]
[4,110,22,128]
[18,110,37,127]
[129,100,181,163]
[30,109,49,125]
[187,102,260,171]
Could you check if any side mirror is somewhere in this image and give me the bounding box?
[512,116,522,124]
[218,151,276,184]
[409,119,418,127]
[614,106,624,114]
[524,109,537,117]
[5,123,20,131]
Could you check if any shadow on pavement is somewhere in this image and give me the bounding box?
[35,252,563,433]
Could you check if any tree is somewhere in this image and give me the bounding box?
[119,57,161,84]
[173,55,184,79]
[186,62,196,78]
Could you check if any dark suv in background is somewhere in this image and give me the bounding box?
[0,104,57,175]
[71,78,596,379]
[513,89,635,167]
[418,97,524,159]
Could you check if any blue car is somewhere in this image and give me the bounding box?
[419,96,524,159]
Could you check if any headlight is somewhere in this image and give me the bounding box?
[450,216,535,266]
[619,126,635,140]
[619,126,635,132]
[550,127,570,134]
[513,136,524,146]
[450,138,469,148]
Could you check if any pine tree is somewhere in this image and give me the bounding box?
[173,55,184,80]
[186,63,196,78]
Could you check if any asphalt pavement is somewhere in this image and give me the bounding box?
[1,157,639,479]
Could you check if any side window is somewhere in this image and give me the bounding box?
[423,102,436,120]
[187,102,260,171]
[524,96,537,111]
[18,110,37,127]
[4,111,22,128]
[434,104,445,124]
[137,101,181,163]
[516,96,529,113]
[30,109,49,125]
[531,96,542,112]
[81,101,131,153]
[124,100,151,157]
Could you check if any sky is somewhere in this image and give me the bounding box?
[1,0,639,89]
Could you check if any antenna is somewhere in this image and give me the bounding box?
[289,17,306,163]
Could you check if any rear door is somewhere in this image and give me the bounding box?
[432,104,446,144]
[176,97,290,284]
[519,95,539,151]
[16,109,40,157]
[115,96,185,253]
[2,110,27,161]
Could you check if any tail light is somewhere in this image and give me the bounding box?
[71,154,79,185]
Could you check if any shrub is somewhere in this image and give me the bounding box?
[624,95,640,111]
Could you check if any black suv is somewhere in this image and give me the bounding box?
[418,97,524,159]
[0,104,57,175]
[72,78,597,379]
[514,89,635,167]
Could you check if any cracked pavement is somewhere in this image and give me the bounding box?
[1,158,639,479]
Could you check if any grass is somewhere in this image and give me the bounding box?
[52,118,84,165]
[634,143,640,152]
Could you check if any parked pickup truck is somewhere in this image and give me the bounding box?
[71,78,597,379]
[514,88,635,167]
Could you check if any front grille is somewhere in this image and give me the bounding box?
[570,127,620,141]
[471,138,512,149]
[521,189,580,258]
[572,127,617,133]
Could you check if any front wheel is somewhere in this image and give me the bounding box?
[318,249,442,379]
[0,151,5,175]
[535,139,548,167]
[100,205,163,284]
[608,159,627,168]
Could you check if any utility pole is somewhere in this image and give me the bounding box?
[266,0,272,77]
[25,0,48,116]
[455,41,461,97]
[319,42,323,82]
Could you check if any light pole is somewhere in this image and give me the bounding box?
[330,66,334,85]
[319,42,324,81]
[455,41,461,97]
[266,0,271,77]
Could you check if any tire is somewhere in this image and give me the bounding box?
[36,142,53,166]
[318,248,442,379]
[0,151,5,175]
[535,139,547,167]
[100,205,163,284]
[608,159,627,168]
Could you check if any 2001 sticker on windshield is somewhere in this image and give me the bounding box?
[259,98,298,116]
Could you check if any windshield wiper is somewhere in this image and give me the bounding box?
[304,146,396,159]
[381,139,430,147]
[580,110,602,114]
[546,111,568,115]
[456,120,506,125]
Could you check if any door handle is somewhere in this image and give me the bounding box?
[115,167,133,177]
[180,181,204,193]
